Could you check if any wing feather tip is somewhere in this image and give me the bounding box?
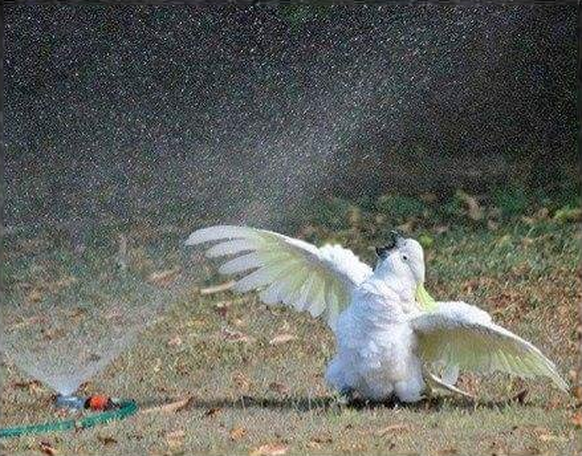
[185,225,256,246]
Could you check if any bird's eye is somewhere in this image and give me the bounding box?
[402,255,408,261]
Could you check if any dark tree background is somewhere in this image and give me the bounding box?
[4,4,578,230]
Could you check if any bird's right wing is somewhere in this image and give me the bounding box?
[410,301,568,393]
[185,225,372,330]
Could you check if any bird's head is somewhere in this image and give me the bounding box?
[374,231,436,310]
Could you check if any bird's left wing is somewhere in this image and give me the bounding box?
[185,225,372,330]
[410,301,568,393]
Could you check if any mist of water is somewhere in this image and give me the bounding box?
[2,228,184,396]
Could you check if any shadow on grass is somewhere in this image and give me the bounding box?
[138,393,530,414]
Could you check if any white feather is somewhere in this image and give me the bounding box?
[186,225,372,329]
[409,302,568,392]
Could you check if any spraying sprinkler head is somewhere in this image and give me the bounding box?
[55,394,120,411]
[55,394,86,410]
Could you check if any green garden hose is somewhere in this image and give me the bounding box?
[0,400,138,439]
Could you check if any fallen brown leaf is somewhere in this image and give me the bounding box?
[233,317,247,327]
[148,267,181,287]
[142,396,193,414]
[233,372,251,390]
[397,220,415,234]
[269,382,290,395]
[375,424,410,436]
[307,434,332,448]
[39,441,58,456]
[215,300,231,318]
[420,192,438,203]
[200,281,235,295]
[537,433,567,443]
[487,220,499,231]
[269,333,296,345]
[28,289,43,303]
[97,435,117,445]
[457,190,483,221]
[306,440,322,450]
[221,328,255,343]
[53,276,77,289]
[435,224,450,234]
[166,429,185,448]
[229,426,247,441]
[13,379,43,393]
[572,411,582,428]
[167,335,182,347]
[250,443,288,456]
[205,407,222,418]
[438,448,458,455]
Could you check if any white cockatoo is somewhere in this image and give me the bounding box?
[185,225,568,403]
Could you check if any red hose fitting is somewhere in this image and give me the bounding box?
[84,395,115,411]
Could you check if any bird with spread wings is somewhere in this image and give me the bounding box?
[186,225,568,403]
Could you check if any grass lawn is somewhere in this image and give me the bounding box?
[1,202,580,455]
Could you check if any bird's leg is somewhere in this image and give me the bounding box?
[330,387,355,410]
[337,387,355,405]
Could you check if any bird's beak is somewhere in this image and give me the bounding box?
[375,230,403,258]
[415,283,437,311]
[388,230,403,247]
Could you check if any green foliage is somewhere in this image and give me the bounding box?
[493,186,529,218]
[308,197,353,231]
[376,194,427,223]
[418,233,435,249]
[436,192,467,221]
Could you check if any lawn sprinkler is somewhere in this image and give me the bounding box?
[55,393,122,411]
[0,393,138,439]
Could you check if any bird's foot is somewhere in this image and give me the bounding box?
[330,388,355,411]
[337,387,355,405]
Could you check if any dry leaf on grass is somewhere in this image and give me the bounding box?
[142,396,193,414]
[220,328,255,343]
[229,426,247,441]
[200,281,235,295]
[307,434,333,449]
[147,267,182,287]
[572,412,582,428]
[306,441,322,450]
[39,441,58,455]
[487,220,499,231]
[166,429,185,448]
[167,335,183,347]
[12,379,43,393]
[537,433,567,443]
[215,300,232,318]
[269,333,296,345]
[420,192,438,203]
[233,372,251,390]
[97,435,118,445]
[375,423,411,436]
[205,407,222,418]
[268,382,290,395]
[457,190,483,221]
[28,288,44,303]
[250,443,288,456]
